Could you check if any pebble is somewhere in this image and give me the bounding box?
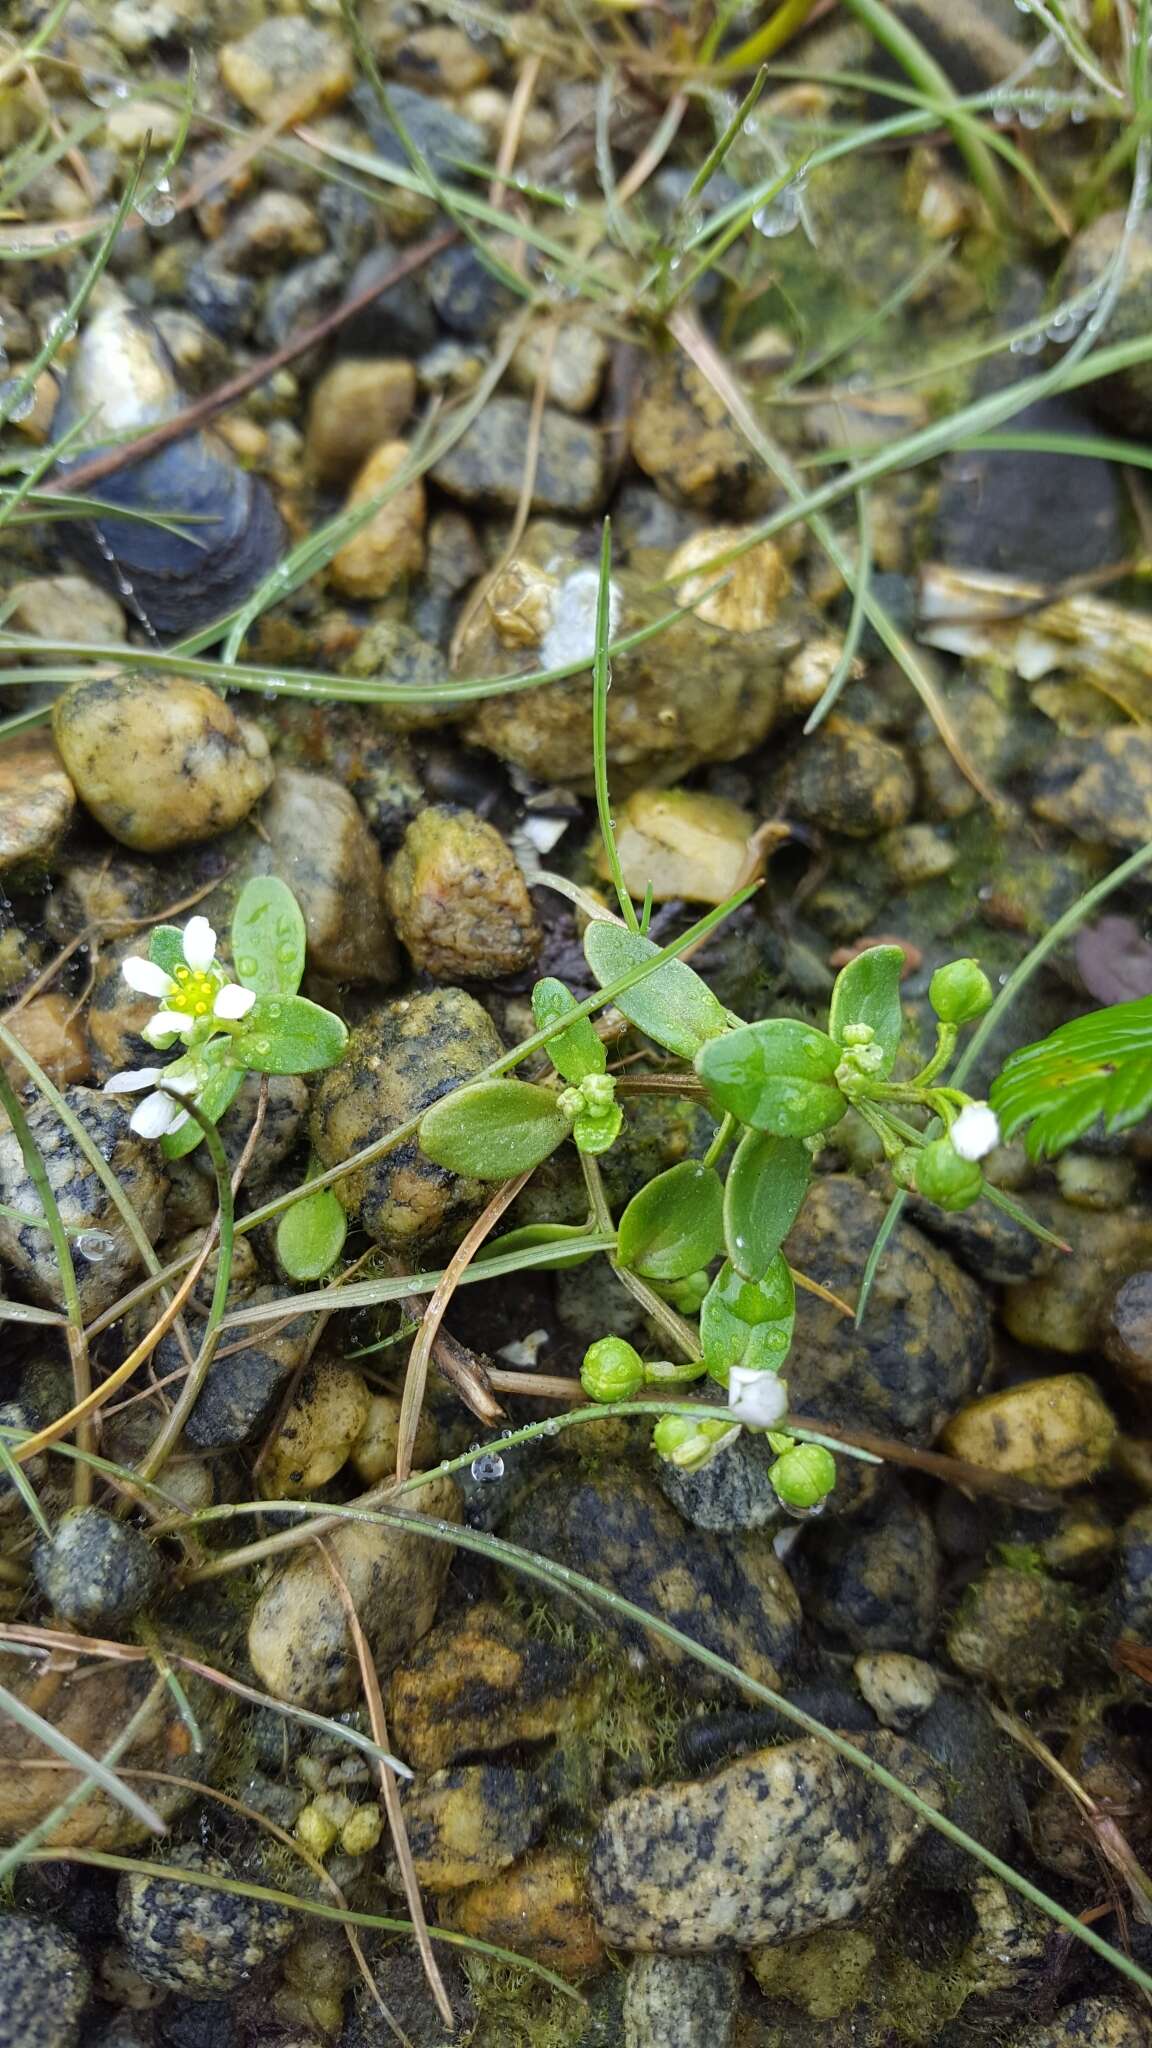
[501,1467,801,1694]
[219,20,354,121]
[1031,729,1152,849]
[5,574,125,656]
[0,1915,90,2048]
[1000,1201,1152,1354]
[118,1852,294,1997]
[350,1390,438,1485]
[354,81,485,183]
[622,1954,740,2048]
[630,356,774,512]
[34,1506,157,1630]
[655,1426,783,1533]
[214,191,323,273]
[52,674,272,852]
[1016,1996,1152,2048]
[666,527,791,632]
[795,1486,941,1652]
[255,768,398,983]
[386,805,539,979]
[601,788,753,907]
[310,987,504,1250]
[200,1070,308,1186]
[247,1472,460,1709]
[2,994,90,1089]
[941,1374,1118,1489]
[259,1361,372,1500]
[399,1762,551,1888]
[339,241,438,359]
[426,242,519,342]
[181,1298,315,1450]
[328,439,427,598]
[0,1085,167,1319]
[0,733,75,881]
[106,98,182,150]
[854,1651,940,1729]
[305,358,416,485]
[1055,1151,1136,1211]
[947,1564,1077,1693]
[1107,1271,1152,1392]
[431,397,606,515]
[784,719,916,837]
[388,1599,601,1771]
[397,23,492,94]
[508,318,610,415]
[1058,207,1152,432]
[445,1846,603,1977]
[589,1733,942,1950]
[1113,1504,1152,1639]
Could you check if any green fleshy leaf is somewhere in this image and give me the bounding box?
[276,1183,347,1281]
[701,1253,795,1384]
[148,925,186,977]
[532,977,606,1083]
[583,921,729,1059]
[828,944,905,1075]
[160,1063,244,1161]
[617,1160,725,1280]
[232,995,348,1075]
[573,1102,624,1155]
[477,1223,600,1271]
[696,1020,846,1137]
[231,876,307,996]
[723,1129,810,1281]
[418,1079,571,1179]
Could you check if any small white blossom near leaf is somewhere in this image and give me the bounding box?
[726,1365,790,1428]
[122,914,256,1048]
[950,1101,1000,1162]
[104,1063,199,1139]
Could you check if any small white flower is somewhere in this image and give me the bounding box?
[121,915,253,1043]
[182,916,216,972]
[726,1367,790,1428]
[105,1064,198,1140]
[213,982,256,1021]
[122,955,176,1000]
[950,1101,1000,1162]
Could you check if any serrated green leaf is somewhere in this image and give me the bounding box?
[617,1161,724,1280]
[418,1079,571,1178]
[723,1129,810,1281]
[276,1183,347,1280]
[1104,1055,1152,1134]
[828,944,905,1076]
[701,1254,795,1384]
[991,992,1152,1156]
[696,1020,846,1137]
[583,921,729,1059]
[231,876,307,996]
[477,1223,600,1270]
[1023,1086,1109,1161]
[232,995,348,1075]
[532,977,605,1083]
[148,925,186,976]
[161,1063,244,1161]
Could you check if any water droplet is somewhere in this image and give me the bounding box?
[753,183,802,239]
[266,1002,282,1020]
[0,378,37,423]
[277,943,297,964]
[137,188,176,228]
[253,1038,270,1056]
[237,955,258,978]
[470,1451,505,1483]
[76,1229,117,1263]
[44,311,76,344]
[83,72,130,106]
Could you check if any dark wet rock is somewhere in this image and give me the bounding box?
[219,19,354,120]
[198,1070,308,1186]
[259,252,346,350]
[905,1188,1050,1284]
[655,1426,782,1533]
[622,1953,740,2048]
[1015,1996,1152,2048]
[386,805,539,979]
[906,1693,1017,1891]
[180,1297,314,1450]
[1113,1504,1152,1639]
[310,987,504,1251]
[630,356,776,514]
[0,1914,90,2048]
[501,1467,801,1694]
[353,82,485,180]
[247,1472,460,1709]
[52,306,283,640]
[156,2004,237,2048]
[1031,1725,1150,1881]
[0,733,75,882]
[432,397,605,515]
[339,240,439,359]
[253,768,398,983]
[794,1486,941,1653]
[589,1733,942,1951]
[936,396,1128,583]
[398,1762,552,1887]
[117,1851,294,1997]
[53,673,272,852]
[388,1600,601,1771]
[947,1564,1077,1693]
[445,1846,604,1977]
[427,241,518,341]
[338,1945,476,2048]
[782,1175,990,1452]
[783,720,916,837]
[183,257,257,343]
[1031,729,1152,849]
[0,1653,224,1851]
[270,701,423,846]
[34,1507,157,1629]
[0,1086,167,1319]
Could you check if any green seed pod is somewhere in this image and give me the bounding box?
[770,1441,836,1509]
[929,958,994,1025]
[581,1336,645,1403]
[651,1414,736,1471]
[913,1136,984,1212]
[656,1268,712,1315]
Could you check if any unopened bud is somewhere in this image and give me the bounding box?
[929,958,994,1025]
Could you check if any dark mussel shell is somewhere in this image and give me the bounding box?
[52,304,284,641]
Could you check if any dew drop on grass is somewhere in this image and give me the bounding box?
[76,1230,117,1263]
[470,1451,505,1483]
[0,379,37,424]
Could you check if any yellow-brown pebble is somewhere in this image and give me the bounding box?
[3,994,92,1090]
[445,1848,604,1977]
[386,805,539,979]
[0,733,75,880]
[941,1374,1117,1490]
[259,1361,372,1500]
[596,788,753,906]
[219,19,354,121]
[329,441,426,599]
[350,1392,438,1486]
[306,360,417,485]
[666,527,791,632]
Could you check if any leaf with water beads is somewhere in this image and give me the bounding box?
[230,877,306,997]
[231,995,348,1076]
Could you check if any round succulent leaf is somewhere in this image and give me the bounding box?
[232,994,348,1075]
[276,1184,348,1281]
[418,1078,571,1179]
[701,1253,795,1384]
[617,1160,725,1280]
[231,876,307,996]
[723,1129,810,1280]
[828,944,905,1076]
[696,1019,846,1137]
[532,976,605,1083]
[583,920,729,1059]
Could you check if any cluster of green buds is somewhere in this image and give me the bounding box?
[557,1070,622,1156]
[534,978,623,1156]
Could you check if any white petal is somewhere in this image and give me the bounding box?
[129,1090,181,1139]
[121,956,175,999]
[163,1069,200,1097]
[166,1108,191,1135]
[141,1011,188,1047]
[214,982,256,1020]
[727,1367,789,1429]
[951,1102,1000,1163]
[182,916,216,972]
[105,1066,164,1094]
